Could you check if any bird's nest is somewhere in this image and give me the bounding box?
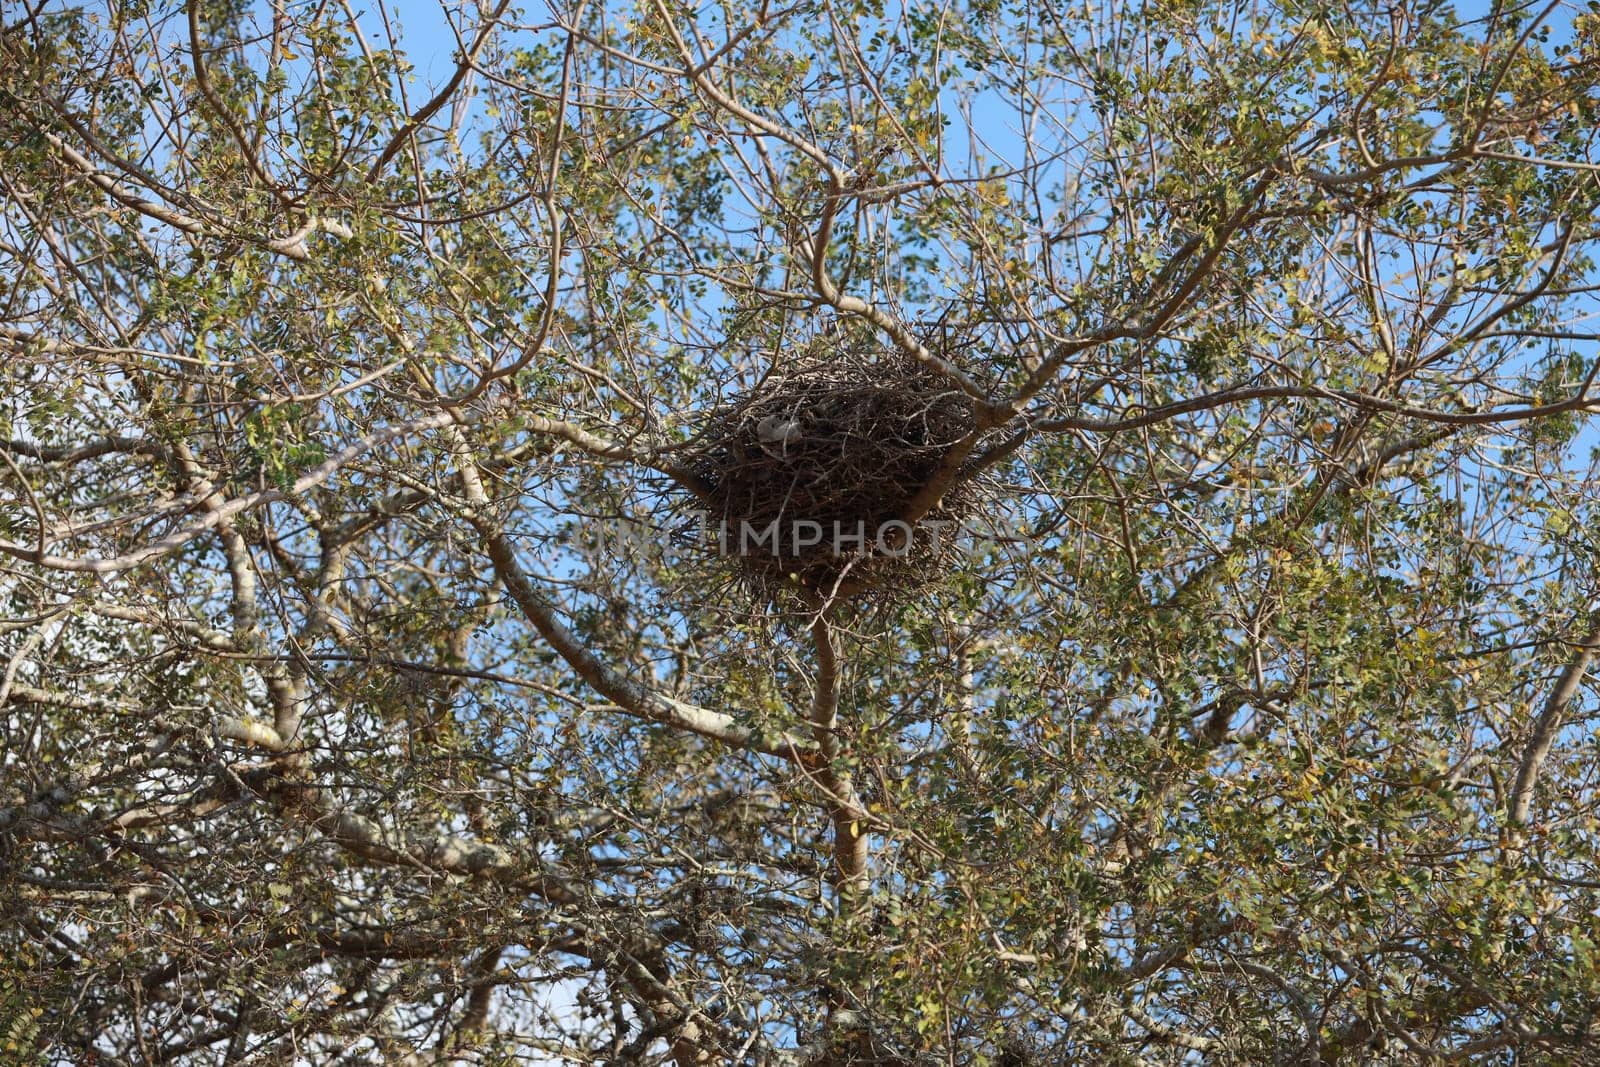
[673,342,996,606]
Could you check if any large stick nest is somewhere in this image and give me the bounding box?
[676,343,995,604]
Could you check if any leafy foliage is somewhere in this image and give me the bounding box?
[4,0,1600,1062]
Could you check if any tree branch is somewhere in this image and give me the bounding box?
[1509,618,1600,827]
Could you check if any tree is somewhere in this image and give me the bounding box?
[3,0,1600,1060]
